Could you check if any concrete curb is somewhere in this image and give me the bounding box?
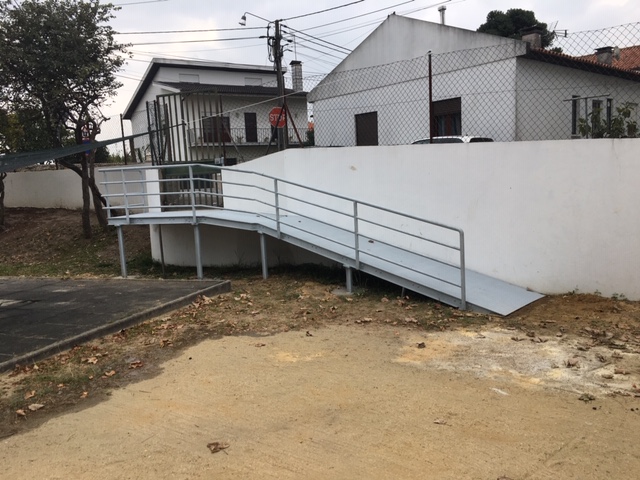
[0,280,231,373]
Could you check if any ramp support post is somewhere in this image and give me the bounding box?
[260,233,268,279]
[194,224,203,280]
[345,266,353,293]
[117,226,127,278]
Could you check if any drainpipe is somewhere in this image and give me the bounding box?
[438,6,446,25]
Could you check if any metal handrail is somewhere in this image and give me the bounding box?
[100,163,467,309]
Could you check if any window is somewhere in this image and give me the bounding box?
[202,116,231,143]
[433,97,461,136]
[244,113,257,142]
[355,111,378,146]
[571,95,580,135]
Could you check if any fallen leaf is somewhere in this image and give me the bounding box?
[129,360,144,369]
[80,391,88,399]
[306,331,313,337]
[255,343,266,348]
[28,403,44,411]
[433,419,449,425]
[102,370,117,378]
[16,409,26,417]
[417,342,426,349]
[24,390,36,400]
[207,441,230,454]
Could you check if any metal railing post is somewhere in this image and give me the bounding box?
[353,201,360,269]
[121,168,130,223]
[102,170,111,219]
[188,165,197,223]
[459,230,467,310]
[274,178,281,238]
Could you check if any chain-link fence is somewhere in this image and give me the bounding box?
[306,22,640,146]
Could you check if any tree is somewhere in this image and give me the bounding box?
[0,0,127,238]
[477,8,555,49]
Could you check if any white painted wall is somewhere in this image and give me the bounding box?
[16,139,640,300]
[515,58,640,141]
[149,224,332,268]
[5,166,150,209]
[327,14,518,73]
[223,139,640,299]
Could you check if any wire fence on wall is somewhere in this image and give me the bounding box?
[110,21,640,167]
[306,22,640,147]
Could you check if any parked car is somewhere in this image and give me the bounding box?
[412,136,493,144]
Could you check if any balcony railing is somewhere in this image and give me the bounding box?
[187,127,310,147]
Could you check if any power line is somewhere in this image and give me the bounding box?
[116,27,263,35]
[300,0,416,32]
[130,36,261,46]
[283,25,352,54]
[113,0,169,5]
[284,0,365,21]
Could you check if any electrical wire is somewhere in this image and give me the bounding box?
[283,25,352,54]
[130,36,261,46]
[116,27,263,35]
[283,0,364,21]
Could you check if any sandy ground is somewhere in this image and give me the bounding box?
[2,323,639,480]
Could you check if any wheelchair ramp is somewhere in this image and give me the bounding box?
[101,165,544,316]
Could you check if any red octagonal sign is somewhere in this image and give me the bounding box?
[269,107,286,128]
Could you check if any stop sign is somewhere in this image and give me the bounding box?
[269,107,286,128]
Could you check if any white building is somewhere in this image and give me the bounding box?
[308,14,640,146]
[123,58,309,163]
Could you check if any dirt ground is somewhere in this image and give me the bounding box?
[1,208,640,479]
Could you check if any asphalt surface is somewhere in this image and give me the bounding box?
[0,277,230,371]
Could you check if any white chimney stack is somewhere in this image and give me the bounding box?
[290,60,303,92]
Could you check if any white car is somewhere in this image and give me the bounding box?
[412,136,493,144]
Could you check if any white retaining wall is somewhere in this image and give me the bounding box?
[226,139,640,299]
[9,140,640,300]
[4,165,151,209]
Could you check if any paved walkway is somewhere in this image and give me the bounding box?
[0,277,230,371]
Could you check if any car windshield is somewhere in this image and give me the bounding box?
[468,137,493,143]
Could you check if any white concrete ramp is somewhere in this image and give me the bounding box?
[102,165,543,316]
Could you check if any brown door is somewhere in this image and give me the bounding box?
[355,111,378,146]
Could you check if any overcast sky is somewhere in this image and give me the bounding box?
[106,0,640,118]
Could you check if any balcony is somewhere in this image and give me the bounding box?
[188,127,310,147]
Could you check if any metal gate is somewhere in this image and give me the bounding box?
[145,89,240,166]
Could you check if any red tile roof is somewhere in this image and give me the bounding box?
[579,45,640,71]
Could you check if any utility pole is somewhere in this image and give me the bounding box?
[241,12,289,151]
[273,19,288,150]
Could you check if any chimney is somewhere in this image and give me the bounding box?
[595,46,614,65]
[438,6,446,25]
[290,60,303,92]
[521,26,543,49]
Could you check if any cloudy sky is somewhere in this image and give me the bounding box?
[106,0,640,118]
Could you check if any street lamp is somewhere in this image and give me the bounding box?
[239,11,271,26]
